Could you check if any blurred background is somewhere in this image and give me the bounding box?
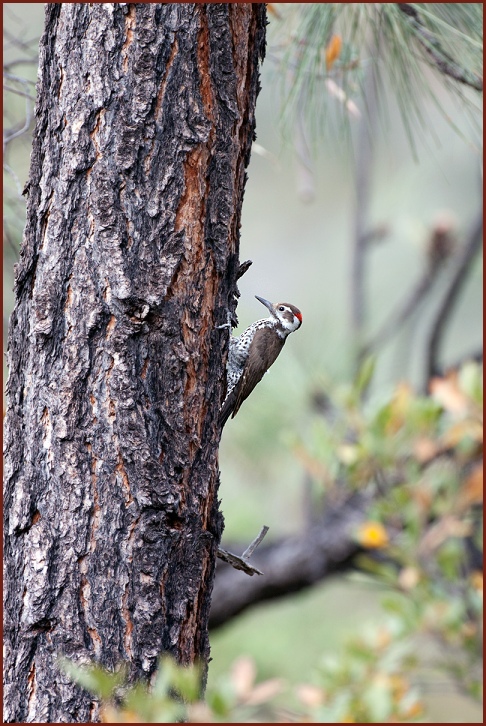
[4,4,482,722]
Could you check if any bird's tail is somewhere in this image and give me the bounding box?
[219,389,237,428]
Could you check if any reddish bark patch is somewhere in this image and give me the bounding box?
[121,4,136,73]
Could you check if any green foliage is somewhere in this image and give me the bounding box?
[63,362,482,722]
[60,659,128,701]
[60,655,286,723]
[306,616,423,723]
[296,360,483,709]
[60,656,202,723]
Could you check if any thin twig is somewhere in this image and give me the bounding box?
[217,525,270,577]
[3,92,32,148]
[424,212,483,387]
[3,84,36,101]
[3,29,41,56]
[397,4,483,92]
[241,525,269,559]
[3,58,39,71]
[294,109,316,203]
[211,494,368,628]
[4,70,37,87]
[216,549,264,577]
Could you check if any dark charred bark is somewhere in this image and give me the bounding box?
[3,3,266,722]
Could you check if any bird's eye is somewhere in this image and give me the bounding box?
[278,306,285,312]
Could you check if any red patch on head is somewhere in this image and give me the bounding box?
[295,312,302,322]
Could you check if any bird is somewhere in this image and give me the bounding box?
[219,295,302,427]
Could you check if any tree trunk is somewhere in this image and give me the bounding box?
[3,3,266,722]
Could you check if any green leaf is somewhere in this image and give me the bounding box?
[353,355,376,399]
[362,677,393,721]
[152,656,201,702]
[206,688,232,718]
[458,361,483,406]
[58,659,127,700]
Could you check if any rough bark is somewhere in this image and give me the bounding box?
[3,3,266,722]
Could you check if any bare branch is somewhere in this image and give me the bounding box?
[294,110,316,203]
[241,525,269,559]
[3,28,41,57]
[3,58,39,71]
[363,267,436,360]
[4,70,37,87]
[425,212,483,387]
[217,525,270,577]
[3,92,32,149]
[3,84,36,101]
[361,218,456,359]
[4,163,24,198]
[210,494,367,629]
[216,549,264,577]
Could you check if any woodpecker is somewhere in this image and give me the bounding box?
[220,295,302,427]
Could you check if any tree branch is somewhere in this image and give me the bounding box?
[241,525,270,559]
[217,526,269,577]
[425,212,483,387]
[210,494,367,629]
[361,219,455,360]
[362,266,436,361]
[236,259,253,281]
[397,4,483,92]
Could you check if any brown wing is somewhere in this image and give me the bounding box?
[231,327,285,420]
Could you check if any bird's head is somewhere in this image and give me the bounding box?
[255,295,303,334]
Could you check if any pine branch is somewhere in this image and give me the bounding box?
[271,4,482,152]
[397,4,483,91]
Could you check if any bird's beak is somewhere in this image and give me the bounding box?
[255,295,274,313]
